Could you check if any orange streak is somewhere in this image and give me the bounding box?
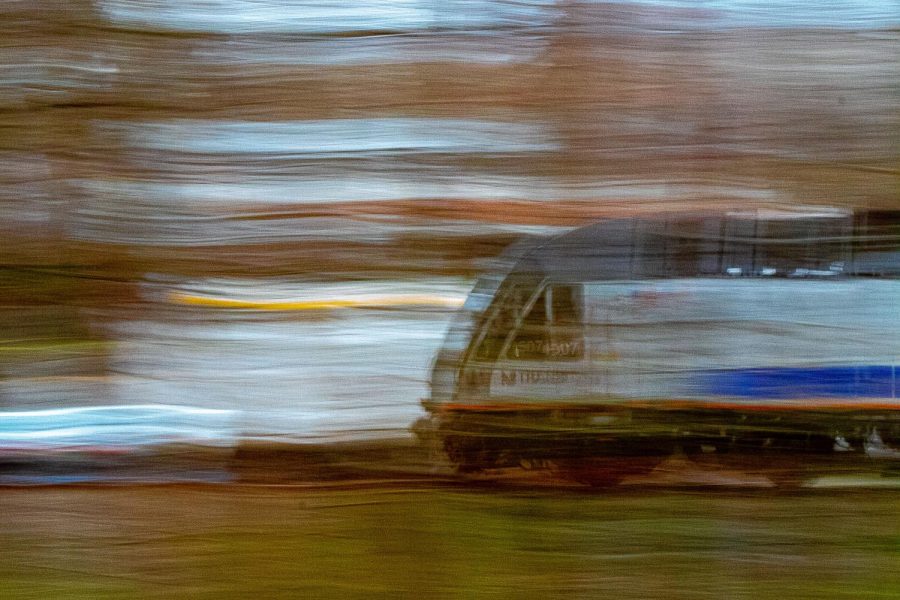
[439,398,900,413]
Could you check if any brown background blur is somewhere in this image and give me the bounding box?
[1,1,897,422]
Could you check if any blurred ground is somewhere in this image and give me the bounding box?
[2,484,899,599]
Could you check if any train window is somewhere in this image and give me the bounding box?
[523,288,547,326]
[550,285,580,325]
[507,288,549,360]
[505,285,583,361]
[472,283,535,362]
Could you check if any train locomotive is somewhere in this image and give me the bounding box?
[423,209,900,484]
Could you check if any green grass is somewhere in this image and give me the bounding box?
[1,486,898,599]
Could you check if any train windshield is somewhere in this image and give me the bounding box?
[504,284,584,361]
[473,282,535,362]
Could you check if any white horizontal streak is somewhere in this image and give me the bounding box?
[99,0,560,34]
[106,118,559,155]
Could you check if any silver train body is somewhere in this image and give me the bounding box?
[425,210,900,474]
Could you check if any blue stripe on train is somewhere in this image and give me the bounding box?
[699,366,897,399]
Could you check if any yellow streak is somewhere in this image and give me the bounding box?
[168,292,464,310]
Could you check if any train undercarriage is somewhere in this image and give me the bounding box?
[428,406,900,486]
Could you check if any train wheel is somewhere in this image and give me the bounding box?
[443,434,519,473]
[443,435,488,473]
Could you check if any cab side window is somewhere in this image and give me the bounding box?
[550,284,579,325]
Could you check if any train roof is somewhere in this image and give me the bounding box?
[511,209,899,281]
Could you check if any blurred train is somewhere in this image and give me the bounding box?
[423,208,899,483]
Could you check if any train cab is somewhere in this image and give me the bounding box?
[424,209,900,479]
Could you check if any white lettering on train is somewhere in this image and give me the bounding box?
[498,370,570,385]
[512,339,583,359]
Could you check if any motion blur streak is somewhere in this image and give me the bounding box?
[3,488,900,597]
[0,0,898,597]
[1,0,897,455]
[98,0,562,34]
[107,118,560,155]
